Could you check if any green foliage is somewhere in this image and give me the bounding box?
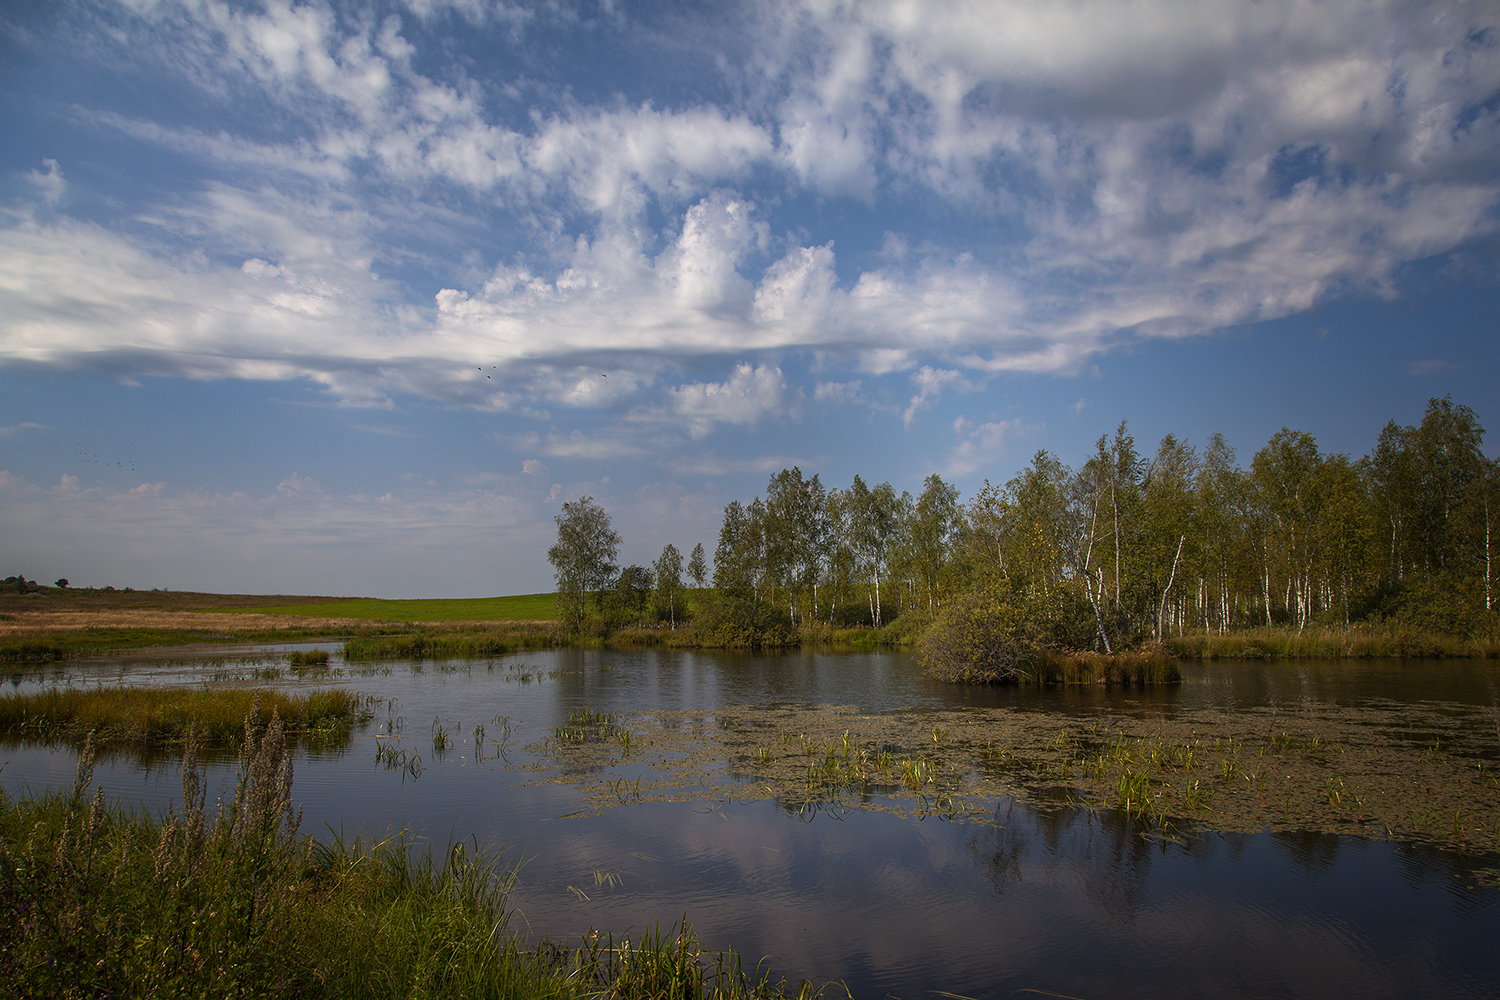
[548,497,622,633]
[687,595,796,648]
[916,586,1177,685]
[916,588,1041,683]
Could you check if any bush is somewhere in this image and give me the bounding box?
[686,595,796,648]
[915,588,1041,683]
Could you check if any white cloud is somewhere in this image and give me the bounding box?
[27,160,64,206]
[666,364,802,439]
[946,415,1038,477]
[902,366,983,427]
[0,421,46,437]
[664,452,821,476]
[814,380,864,404]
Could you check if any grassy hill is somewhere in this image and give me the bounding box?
[237,593,559,622]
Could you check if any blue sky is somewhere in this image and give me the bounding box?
[2,0,1498,598]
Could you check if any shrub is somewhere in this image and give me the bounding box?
[686,595,796,648]
[915,588,1040,683]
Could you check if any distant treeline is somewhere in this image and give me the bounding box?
[547,395,1496,675]
[703,395,1497,649]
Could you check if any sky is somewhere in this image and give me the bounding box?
[1,0,1498,598]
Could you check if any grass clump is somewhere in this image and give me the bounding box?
[288,649,330,668]
[0,686,367,748]
[342,624,562,661]
[0,721,831,999]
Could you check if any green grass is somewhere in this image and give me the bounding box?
[0,686,368,747]
[342,623,562,661]
[0,720,830,999]
[237,593,560,622]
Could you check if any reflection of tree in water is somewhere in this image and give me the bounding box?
[966,799,1253,924]
[1272,828,1344,877]
[967,799,1030,893]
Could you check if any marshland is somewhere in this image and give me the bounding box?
[2,641,1498,999]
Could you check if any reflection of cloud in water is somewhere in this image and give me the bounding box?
[502,795,1497,1000]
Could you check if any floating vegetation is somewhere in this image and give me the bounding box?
[512,699,1500,856]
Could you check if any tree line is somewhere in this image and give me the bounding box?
[550,396,1497,646]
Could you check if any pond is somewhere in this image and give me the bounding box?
[3,647,1499,999]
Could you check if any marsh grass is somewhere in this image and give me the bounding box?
[1167,626,1500,660]
[555,709,627,745]
[0,686,368,748]
[289,649,331,669]
[0,722,829,999]
[342,624,562,661]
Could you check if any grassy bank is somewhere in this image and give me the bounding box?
[0,626,346,663]
[247,593,560,622]
[1166,626,1500,660]
[0,725,826,999]
[342,622,564,660]
[0,687,368,747]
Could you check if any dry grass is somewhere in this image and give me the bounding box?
[0,610,368,634]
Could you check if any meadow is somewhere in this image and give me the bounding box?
[241,593,560,622]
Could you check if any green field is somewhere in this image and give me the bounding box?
[237,593,559,622]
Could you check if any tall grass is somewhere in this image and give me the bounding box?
[0,686,366,747]
[1166,626,1500,660]
[342,624,562,661]
[0,719,830,999]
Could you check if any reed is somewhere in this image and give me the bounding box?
[0,724,829,999]
[1166,625,1500,660]
[289,648,331,668]
[342,624,562,661]
[0,686,367,747]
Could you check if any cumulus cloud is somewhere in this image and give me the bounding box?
[666,364,802,439]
